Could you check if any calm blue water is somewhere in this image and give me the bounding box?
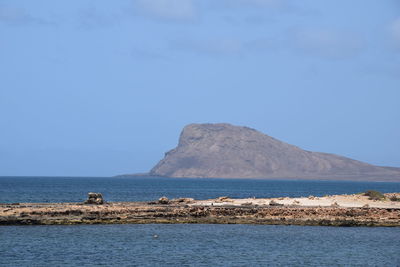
[1,177,400,266]
[1,176,400,203]
[1,224,399,266]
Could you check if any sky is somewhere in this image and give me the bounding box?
[0,0,399,176]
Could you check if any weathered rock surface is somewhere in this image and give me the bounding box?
[1,193,399,227]
[158,197,169,204]
[149,123,400,181]
[84,193,104,205]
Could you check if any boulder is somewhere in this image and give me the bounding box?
[158,197,169,204]
[269,200,284,206]
[84,192,104,205]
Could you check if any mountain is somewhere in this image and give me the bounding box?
[147,123,400,181]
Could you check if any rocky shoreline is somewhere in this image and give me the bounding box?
[1,193,400,227]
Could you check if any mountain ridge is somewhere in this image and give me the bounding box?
[130,123,400,181]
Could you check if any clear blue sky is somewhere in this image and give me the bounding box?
[0,0,399,176]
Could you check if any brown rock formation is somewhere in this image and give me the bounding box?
[149,123,400,181]
[84,193,104,205]
[1,200,399,227]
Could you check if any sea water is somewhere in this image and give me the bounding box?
[1,224,399,266]
[1,176,400,203]
[1,177,400,266]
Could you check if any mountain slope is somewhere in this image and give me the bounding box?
[149,123,400,181]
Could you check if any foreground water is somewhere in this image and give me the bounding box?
[1,177,400,266]
[1,224,399,266]
[1,176,400,203]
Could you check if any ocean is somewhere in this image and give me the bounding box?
[1,176,400,203]
[1,176,400,266]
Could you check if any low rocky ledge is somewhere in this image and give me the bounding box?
[1,193,399,227]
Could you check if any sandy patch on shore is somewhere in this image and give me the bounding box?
[193,193,400,209]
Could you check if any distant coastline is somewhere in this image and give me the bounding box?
[115,173,400,182]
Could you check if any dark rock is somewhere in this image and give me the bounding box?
[158,197,169,204]
[269,200,284,206]
[84,193,104,205]
[149,123,400,181]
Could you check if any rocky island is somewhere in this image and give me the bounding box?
[143,123,400,181]
[1,192,400,227]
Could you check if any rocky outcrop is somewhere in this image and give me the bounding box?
[1,199,399,227]
[84,193,104,205]
[149,123,400,181]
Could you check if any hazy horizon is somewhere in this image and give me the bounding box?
[1,0,399,176]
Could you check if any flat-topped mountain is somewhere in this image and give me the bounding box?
[148,123,400,181]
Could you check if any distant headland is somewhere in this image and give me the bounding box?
[121,123,400,181]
